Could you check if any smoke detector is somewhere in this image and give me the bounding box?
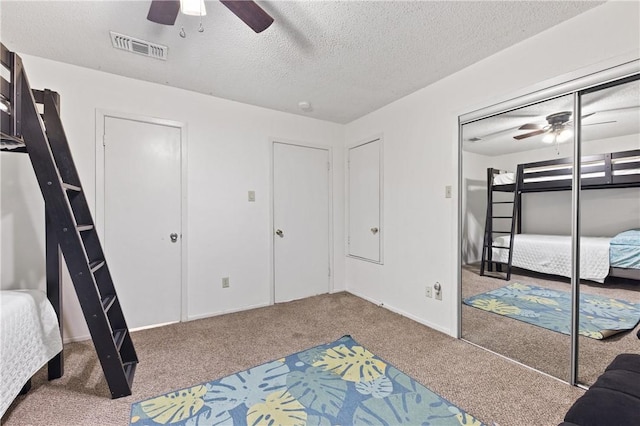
[110,31,167,61]
[298,101,313,112]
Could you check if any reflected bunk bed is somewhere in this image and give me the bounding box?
[480,149,640,282]
[0,42,138,410]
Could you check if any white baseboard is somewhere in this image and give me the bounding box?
[62,304,270,344]
[346,290,453,337]
[62,321,179,344]
[187,301,271,321]
[63,293,452,344]
[63,334,91,344]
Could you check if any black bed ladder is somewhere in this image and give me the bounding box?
[480,166,522,281]
[1,43,137,398]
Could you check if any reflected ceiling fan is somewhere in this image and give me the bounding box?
[147,0,274,33]
[513,111,615,143]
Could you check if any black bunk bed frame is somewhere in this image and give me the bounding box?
[0,43,138,398]
[481,148,640,281]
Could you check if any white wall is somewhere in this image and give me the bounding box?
[0,55,345,341]
[2,1,639,343]
[344,1,640,336]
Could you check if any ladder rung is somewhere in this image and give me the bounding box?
[123,361,137,387]
[101,294,116,312]
[113,328,127,351]
[492,216,512,219]
[76,224,94,232]
[61,182,81,192]
[491,245,510,249]
[89,260,105,273]
[492,201,514,204]
[491,231,511,234]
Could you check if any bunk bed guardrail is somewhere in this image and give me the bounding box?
[0,42,27,152]
[481,149,640,282]
[490,149,640,192]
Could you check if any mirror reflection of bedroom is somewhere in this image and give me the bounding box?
[461,77,640,386]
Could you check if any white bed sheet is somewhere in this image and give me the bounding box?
[0,290,62,417]
[492,234,611,283]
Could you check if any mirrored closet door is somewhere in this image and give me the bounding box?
[460,94,575,382]
[577,76,640,386]
[460,69,640,386]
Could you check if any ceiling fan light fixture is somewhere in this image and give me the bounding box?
[542,133,555,144]
[180,0,206,16]
[557,128,573,143]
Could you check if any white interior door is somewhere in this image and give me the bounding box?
[348,138,382,262]
[102,115,182,329]
[273,142,330,303]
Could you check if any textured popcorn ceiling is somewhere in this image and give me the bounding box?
[0,1,603,123]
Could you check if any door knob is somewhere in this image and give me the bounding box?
[170,233,178,243]
[370,227,379,235]
[275,229,284,238]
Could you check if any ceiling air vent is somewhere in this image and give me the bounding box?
[110,31,167,61]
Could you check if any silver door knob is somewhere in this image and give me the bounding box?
[275,229,284,238]
[170,233,178,243]
[370,227,379,234]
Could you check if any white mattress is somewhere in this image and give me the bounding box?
[492,172,515,185]
[0,290,63,417]
[492,234,611,283]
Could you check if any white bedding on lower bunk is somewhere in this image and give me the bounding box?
[492,234,611,283]
[0,290,62,417]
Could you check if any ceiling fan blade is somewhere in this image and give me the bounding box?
[147,0,180,25]
[514,129,548,140]
[220,0,274,33]
[583,120,617,126]
[518,123,543,130]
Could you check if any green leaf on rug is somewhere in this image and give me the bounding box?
[287,366,347,417]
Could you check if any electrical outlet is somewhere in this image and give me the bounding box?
[425,286,432,298]
[222,277,230,288]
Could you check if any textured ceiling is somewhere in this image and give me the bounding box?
[0,1,604,123]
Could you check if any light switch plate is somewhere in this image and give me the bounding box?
[445,185,452,198]
[248,190,256,202]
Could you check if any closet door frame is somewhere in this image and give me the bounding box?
[458,59,640,387]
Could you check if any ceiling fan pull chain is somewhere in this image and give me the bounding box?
[179,27,186,38]
[198,1,205,33]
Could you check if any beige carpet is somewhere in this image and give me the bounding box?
[462,265,640,384]
[2,292,584,425]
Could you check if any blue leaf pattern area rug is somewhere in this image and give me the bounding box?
[130,335,484,425]
[464,283,640,339]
